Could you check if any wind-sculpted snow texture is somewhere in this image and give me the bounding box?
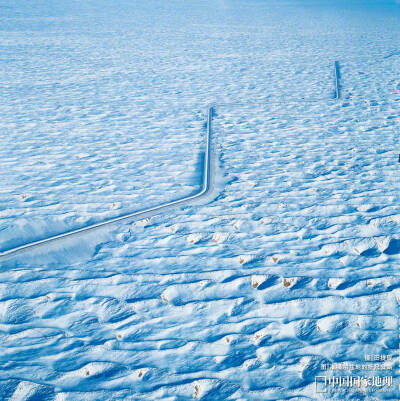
[1,0,400,400]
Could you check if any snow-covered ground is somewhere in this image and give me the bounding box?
[1,0,400,399]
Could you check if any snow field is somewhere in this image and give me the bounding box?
[2,0,400,400]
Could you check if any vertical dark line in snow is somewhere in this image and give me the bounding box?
[334,61,341,99]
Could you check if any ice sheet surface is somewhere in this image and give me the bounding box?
[1,0,400,399]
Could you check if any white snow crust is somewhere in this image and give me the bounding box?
[1,0,400,399]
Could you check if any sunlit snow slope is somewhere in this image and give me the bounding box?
[1,0,400,400]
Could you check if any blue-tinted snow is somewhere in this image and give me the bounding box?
[1,0,400,400]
